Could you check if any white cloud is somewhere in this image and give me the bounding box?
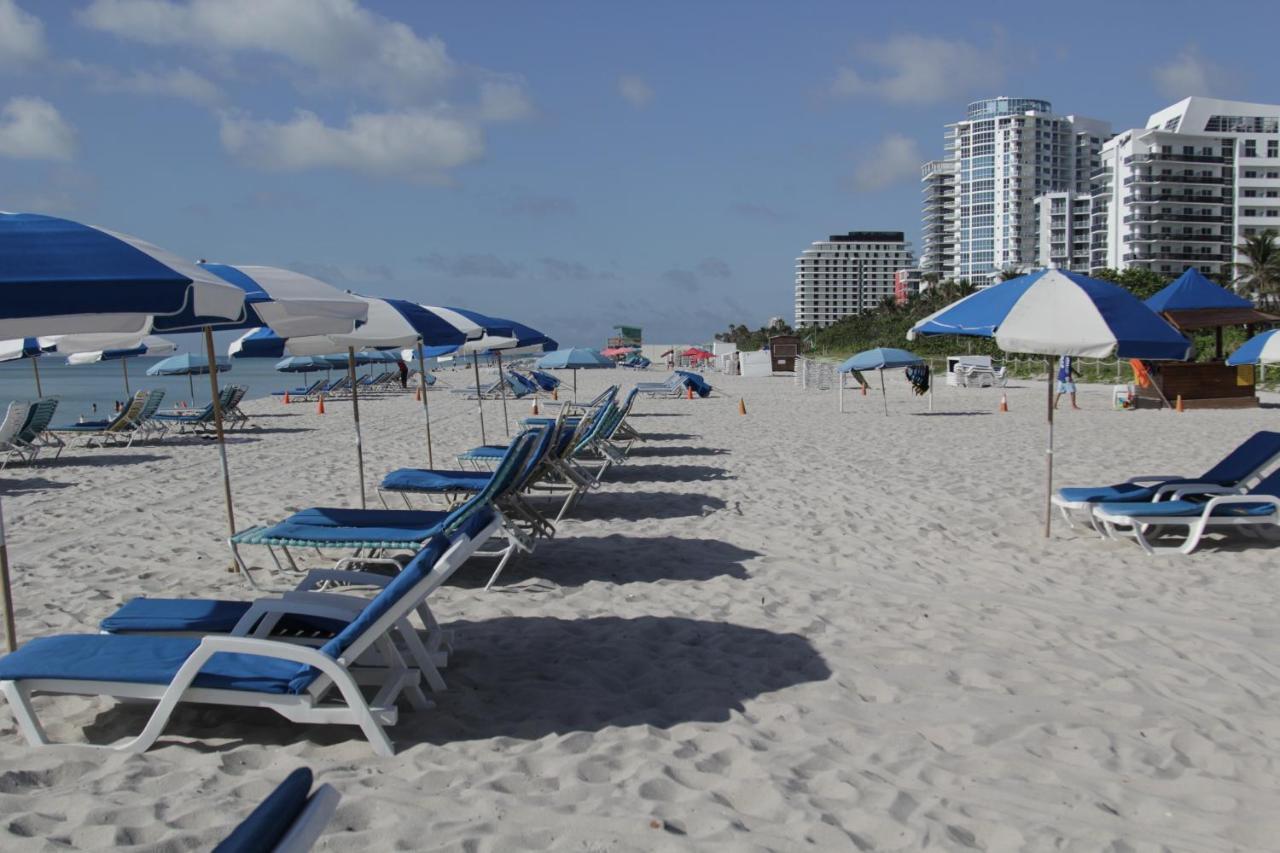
[477,76,534,122]
[1152,45,1231,100]
[0,0,45,66]
[0,96,75,161]
[68,61,223,105]
[218,107,483,180]
[79,0,454,102]
[853,133,922,191]
[618,74,654,108]
[829,34,1002,104]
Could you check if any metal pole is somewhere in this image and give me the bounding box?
[573,368,578,402]
[122,357,130,396]
[188,372,194,402]
[472,352,487,446]
[0,497,17,651]
[880,369,888,416]
[496,350,510,437]
[347,347,366,509]
[202,326,237,559]
[30,358,42,398]
[416,339,433,468]
[1045,355,1055,538]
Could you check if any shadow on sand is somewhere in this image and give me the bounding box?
[558,491,727,521]
[12,453,172,469]
[627,445,730,458]
[450,534,760,589]
[84,616,830,750]
[635,432,701,442]
[604,464,734,484]
[0,477,76,496]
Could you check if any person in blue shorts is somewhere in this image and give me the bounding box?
[1055,355,1081,410]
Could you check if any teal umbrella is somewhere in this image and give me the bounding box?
[147,353,231,401]
[537,347,613,401]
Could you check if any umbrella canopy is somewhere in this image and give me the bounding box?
[146,353,231,376]
[0,212,248,653]
[600,346,637,357]
[1146,267,1252,313]
[285,298,480,354]
[909,269,1190,360]
[448,309,557,355]
[537,348,614,369]
[275,355,331,373]
[909,268,1190,537]
[1227,330,1280,366]
[228,327,286,359]
[682,347,713,359]
[65,335,176,364]
[0,337,57,362]
[0,212,244,338]
[838,347,924,372]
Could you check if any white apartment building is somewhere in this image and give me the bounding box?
[1091,97,1280,279]
[794,232,913,328]
[923,97,1110,285]
[920,159,956,279]
[1032,191,1093,270]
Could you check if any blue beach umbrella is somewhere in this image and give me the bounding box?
[66,334,177,395]
[538,347,613,401]
[147,352,231,401]
[274,356,330,373]
[0,211,246,652]
[447,310,557,442]
[908,268,1190,536]
[0,337,58,396]
[228,327,286,359]
[837,347,925,416]
[1227,330,1280,367]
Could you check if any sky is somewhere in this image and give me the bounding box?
[1,0,1278,348]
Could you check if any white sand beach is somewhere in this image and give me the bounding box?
[1,371,1278,851]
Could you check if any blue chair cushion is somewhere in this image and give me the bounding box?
[100,598,349,636]
[380,469,491,493]
[459,444,508,459]
[0,634,315,694]
[1058,483,1161,504]
[284,507,448,528]
[213,767,313,853]
[1096,499,1277,519]
[252,521,441,546]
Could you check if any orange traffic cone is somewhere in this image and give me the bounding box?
[687,385,694,400]
[531,399,540,415]
[552,388,558,401]
[738,398,746,415]
[317,394,326,415]
[999,393,1009,413]
[414,385,422,401]
[283,391,290,404]
[861,384,867,396]
[1176,394,1184,413]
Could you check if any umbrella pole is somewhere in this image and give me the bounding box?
[0,497,16,651]
[472,352,487,446]
[122,357,130,396]
[416,340,434,468]
[1045,355,1055,538]
[880,369,888,416]
[496,350,510,438]
[573,369,578,402]
[188,372,194,403]
[839,374,844,413]
[30,358,42,398]
[348,347,366,509]
[202,326,237,563]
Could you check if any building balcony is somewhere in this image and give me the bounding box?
[1126,232,1226,243]
[1124,152,1228,165]
[1124,194,1230,205]
[1123,174,1228,186]
[1123,250,1231,262]
[1123,213,1230,224]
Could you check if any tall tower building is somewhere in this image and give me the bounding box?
[794,232,913,328]
[920,159,956,279]
[1091,97,1280,279]
[924,97,1111,285]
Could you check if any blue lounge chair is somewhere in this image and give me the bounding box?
[1092,467,1280,554]
[214,767,338,853]
[272,378,325,401]
[0,511,499,756]
[0,401,33,468]
[1052,431,1280,528]
[52,390,151,447]
[527,370,560,392]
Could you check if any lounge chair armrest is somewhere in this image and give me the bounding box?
[1202,494,1280,513]
[188,634,346,671]
[1123,474,1184,484]
[1163,484,1238,501]
[295,569,394,591]
[232,594,369,636]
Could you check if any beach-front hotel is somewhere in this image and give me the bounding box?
[793,231,913,328]
[1090,96,1280,279]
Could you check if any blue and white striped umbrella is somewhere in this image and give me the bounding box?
[1227,330,1280,366]
[0,212,246,652]
[274,356,331,374]
[228,327,286,359]
[908,268,1190,538]
[0,212,243,338]
[908,269,1190,360]
[65,335,177,396]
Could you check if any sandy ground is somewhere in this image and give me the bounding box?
[0,367,1278,851]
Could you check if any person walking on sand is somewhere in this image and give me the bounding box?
[1055,355,1081,410]
[396,358,409,389]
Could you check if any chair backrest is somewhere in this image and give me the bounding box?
[213,766,317,853]
[1200,431,1280,485]
[227,386,247,408]
[0,401,32,445]
[110,391,150,431]
[286,507,498,694]
[573,401,618,456]
[512,414,563,490]
[17,397,57,443]
[1247,466,1280,498]
[137,389,166,421]
[441,430,541,534]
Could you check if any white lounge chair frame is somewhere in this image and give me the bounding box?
[1092,489,1280,554]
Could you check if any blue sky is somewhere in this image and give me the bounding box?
[1,1,1275,346]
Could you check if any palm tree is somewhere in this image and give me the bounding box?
[997,267,1022,282]
[1234,230,1280,310]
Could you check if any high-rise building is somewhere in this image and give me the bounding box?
[894,267,923,305]
[1091,97,1280,279]
[794,232,913,328]
[922,97,1110,285]
[1032,191,1093,271]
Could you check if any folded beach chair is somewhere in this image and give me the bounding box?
[0,401,34,469]
[504,371,538,398]
[0,511,498,757]
[1052,431,1280,528]
[635,372,686,396]
[154,387,235,433]
[526,370,560,392]
[1092,467,1280,554]
[52,390,150,448]
[230,432,540,591]
[214,766,338,853]
[273,379,325,401]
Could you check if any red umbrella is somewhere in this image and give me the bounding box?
[683,347,713,359]
[601,346,636,357]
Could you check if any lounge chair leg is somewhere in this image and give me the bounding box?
[483,546,517,591]
[2,682,50,746]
